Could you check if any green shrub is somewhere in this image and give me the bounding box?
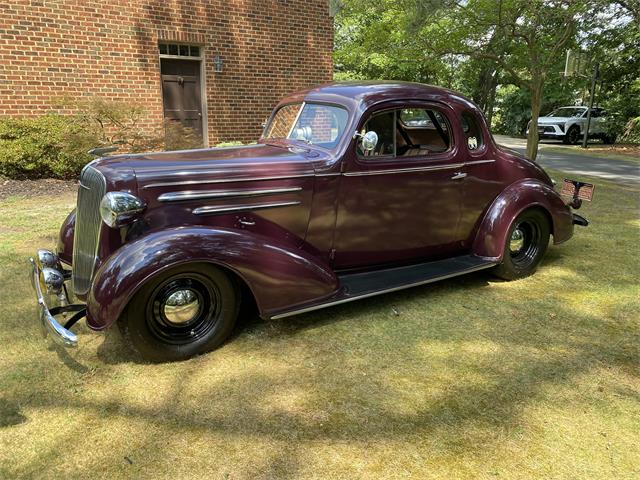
[215,140,245,148]
[0,97,209,180]
[620,116,640,144]
[0,114,96,179]
[163,121,204,151]
[61,97,206,153]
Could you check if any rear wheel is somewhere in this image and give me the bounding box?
[118,263,239,362]
[492,209,550,281]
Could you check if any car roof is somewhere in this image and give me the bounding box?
[279,81,479,113]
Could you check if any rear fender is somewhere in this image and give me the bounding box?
[472,179,573,261]
[86,227,338,330]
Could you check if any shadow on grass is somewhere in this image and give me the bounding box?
[2,175,638,477]
[3,256,638,477]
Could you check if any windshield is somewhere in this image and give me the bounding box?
[264,103,349,149]
[546,107,586,118]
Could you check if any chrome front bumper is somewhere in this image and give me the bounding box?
[29,257,83,348]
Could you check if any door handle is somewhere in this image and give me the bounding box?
[451,172,467,180]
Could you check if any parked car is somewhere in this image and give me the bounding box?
[31,81,589,362]
[527,106,615,144]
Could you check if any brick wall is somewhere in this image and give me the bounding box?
[0,0,333,144]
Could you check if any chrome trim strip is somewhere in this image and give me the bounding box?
[343,163,464,177]
[465,159,496,166]
[343,159,495,177]
[269,261,497,319]
[192,200,301,216]
[158,186,302,203]
[143,173,315,189]
[144,160,495,189]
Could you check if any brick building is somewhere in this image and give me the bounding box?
[0,0,334,145]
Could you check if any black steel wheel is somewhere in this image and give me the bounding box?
[492,209,550,281]
[564,125,580,145]
[118,263,239,362]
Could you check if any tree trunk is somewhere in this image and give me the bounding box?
[526,81,543,161]
[485,71,498,128]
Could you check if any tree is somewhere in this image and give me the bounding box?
[406,0,589,160]
[333,0,456,84]
[583,1,640,139]
[334,0,639,151]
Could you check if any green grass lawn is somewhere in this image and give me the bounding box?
[0,170,638,479]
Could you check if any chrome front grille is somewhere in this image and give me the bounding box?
[72,165,106,295]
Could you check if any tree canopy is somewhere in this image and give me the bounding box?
[334,0,640,157]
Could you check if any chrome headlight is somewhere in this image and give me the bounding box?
[37,249,59,269]
[99,191,146,228]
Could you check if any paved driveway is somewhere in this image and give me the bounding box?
[494,135,640,186]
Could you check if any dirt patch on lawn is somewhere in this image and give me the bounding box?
[583,144,640,158]
[0,178,77,200]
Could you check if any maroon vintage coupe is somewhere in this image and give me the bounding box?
[30,81,589,361]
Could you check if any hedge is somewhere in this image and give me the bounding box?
[0,114,96,180]
[0,97,207,180]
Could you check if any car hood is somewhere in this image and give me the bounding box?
[90,141,331,189]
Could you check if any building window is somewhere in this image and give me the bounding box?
[158,43,201,58]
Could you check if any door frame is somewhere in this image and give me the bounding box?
[332,100,466,269]
[159,46,209,147]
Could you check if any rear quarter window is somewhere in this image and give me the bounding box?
[461,111,484,151]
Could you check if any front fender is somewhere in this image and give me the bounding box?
[472,179,573,260]
[56,209,76,265]
[86,227,338,330]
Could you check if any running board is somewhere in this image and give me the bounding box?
[269,255,497,319]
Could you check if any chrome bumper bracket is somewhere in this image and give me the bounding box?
[30,258,84,348]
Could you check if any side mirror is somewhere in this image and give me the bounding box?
[359,131,378,152]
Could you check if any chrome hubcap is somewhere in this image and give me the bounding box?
[163,289,200,324]
[510,228,525,253]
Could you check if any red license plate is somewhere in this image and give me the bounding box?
[560,179,595,201]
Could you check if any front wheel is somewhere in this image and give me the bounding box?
[492,209,550,281]
[563,125,581,145]
[118,263,239,362]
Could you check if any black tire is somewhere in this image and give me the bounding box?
[118,263,239,362]
[563,125,580,145]
[492,209,550,281]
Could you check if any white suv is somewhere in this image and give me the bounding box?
[528,106,615,144]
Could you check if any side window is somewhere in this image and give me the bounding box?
[358,107,453,159]
[359,110,395,157]
[461,111,483,151]
[397,108,451,156]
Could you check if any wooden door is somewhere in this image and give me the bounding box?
[160,58,203,144]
